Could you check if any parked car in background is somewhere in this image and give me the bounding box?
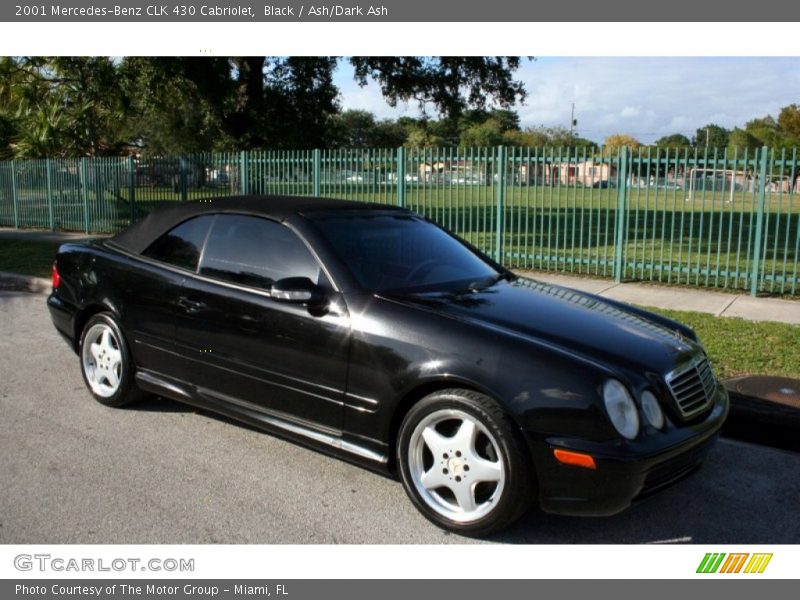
[593,179,617,189]
[48,195,728,535]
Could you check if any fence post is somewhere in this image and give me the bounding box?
[239,150,249,195]
[10,160,19,229]
[80,158,90,233]
[313,149,321,197]
[46,158,55,230]
[396,147,406,208]
[128,156,136,224]
[179,156,188,202]
[613,146,629,283]
[494,145,506,264]
[750,146,769,297]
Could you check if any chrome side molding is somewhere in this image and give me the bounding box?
[135,370,388,465]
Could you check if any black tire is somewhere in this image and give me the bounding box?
[78,312,145,408]
[397,388,534,536]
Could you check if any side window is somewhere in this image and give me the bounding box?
[199,215,325,290]
[142,216,213,271]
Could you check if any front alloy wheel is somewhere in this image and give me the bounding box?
[408,409,505,522]
[398,389,533,536]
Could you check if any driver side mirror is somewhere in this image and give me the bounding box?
[270,277,326,306]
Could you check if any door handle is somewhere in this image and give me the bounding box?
[178,296,207,313]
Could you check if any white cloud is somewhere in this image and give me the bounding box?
[334,57,800,143]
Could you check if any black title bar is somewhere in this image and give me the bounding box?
[4,0,800,22]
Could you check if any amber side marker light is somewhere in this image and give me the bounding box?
[553,448,597,470]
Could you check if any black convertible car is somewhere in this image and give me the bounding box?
[48,195,728,535]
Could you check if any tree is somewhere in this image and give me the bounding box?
[654,133,691,148]
[743,115,786,148]
[457,109,523,147]
[121,56,528,153]
[571,137,599,151]
[728,128,761,152]
[122,57,341,151]
[0,114,14,160]
[603,134,642,153]
[404,123,446,148]
[459,118,506,147]
[326,110,378,148]
[777,104,800,145]
[544,126,579,148]
[350,57,527,120]
[693,124,729,150]
[0,57,127,158]
[1,56,529,156]
[119,57,228,155]
[325,110,408,148]
[480,109,520,133]
[0,59,23,159]
[503,128,549,147]
[9,98,73,158]
[370,120,409,148]
[501,125,595,149]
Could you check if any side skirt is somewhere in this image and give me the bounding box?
[134,370,390,473]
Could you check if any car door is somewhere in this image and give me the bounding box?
[171,214,350,433]
[121,214,215,378]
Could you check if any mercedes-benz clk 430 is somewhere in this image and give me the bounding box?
[48,195,728,535]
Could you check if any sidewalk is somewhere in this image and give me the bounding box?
[0,227,107,244]
[518,271,800,325]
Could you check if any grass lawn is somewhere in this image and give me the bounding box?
[0,238,60,278]
[644,306,800,380]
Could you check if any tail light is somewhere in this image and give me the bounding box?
[51,262,60,290]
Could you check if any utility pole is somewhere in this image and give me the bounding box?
[706,126,710,151]
[569,102,577,139]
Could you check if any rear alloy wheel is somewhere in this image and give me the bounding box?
[397,389,533,536]
[79,313,144,407]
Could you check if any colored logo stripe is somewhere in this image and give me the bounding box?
[719,553,749,573]
[744,553,773,573]
[697,553,773,574]
[697,553,726,573]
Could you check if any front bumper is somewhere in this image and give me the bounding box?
[529,385,729,517]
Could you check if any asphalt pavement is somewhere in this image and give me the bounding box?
[1,291,799,544]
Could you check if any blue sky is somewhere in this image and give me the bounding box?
[333,57,800,144]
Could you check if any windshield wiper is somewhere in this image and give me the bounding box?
[466,271,515,292]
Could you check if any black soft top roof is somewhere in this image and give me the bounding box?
[109,194,406,254]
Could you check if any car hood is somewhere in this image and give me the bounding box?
[382,277,700,376]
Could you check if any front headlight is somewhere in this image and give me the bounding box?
[640,390,665,429]
[603,379,640,440]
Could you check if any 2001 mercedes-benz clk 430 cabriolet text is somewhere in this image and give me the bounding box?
[48,195,728,535]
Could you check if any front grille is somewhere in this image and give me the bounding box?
[666,356,716,418]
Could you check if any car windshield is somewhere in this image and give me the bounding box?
[310,213,501,293]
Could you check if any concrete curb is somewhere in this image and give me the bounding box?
[0,271,51,294]
[723,377,800,453]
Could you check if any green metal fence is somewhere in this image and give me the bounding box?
[1,146,798,296]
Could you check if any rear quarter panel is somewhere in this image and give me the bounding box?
[51,241,185,375]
